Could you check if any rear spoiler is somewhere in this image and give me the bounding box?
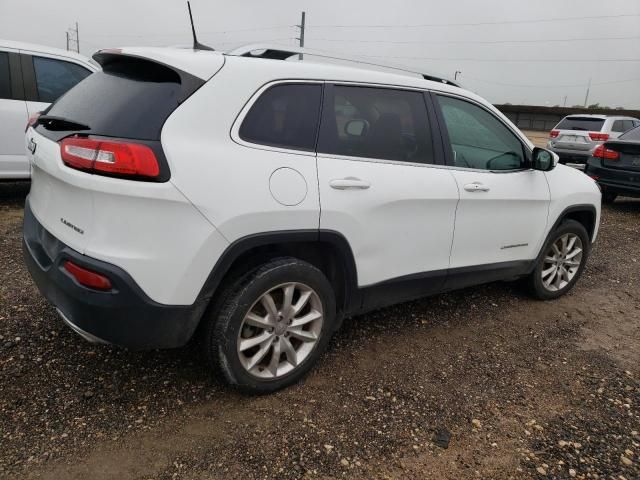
[92,50,205,103]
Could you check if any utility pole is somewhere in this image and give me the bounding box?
[66,23,80,53]
[296,11,306,60]
[563,95,567,107]
[583,77,591,108]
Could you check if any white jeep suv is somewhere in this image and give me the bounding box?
[23,45,601,392]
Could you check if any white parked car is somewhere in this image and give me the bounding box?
[548,114,640,168]
[0,40,97,179]
[23,45,601,392]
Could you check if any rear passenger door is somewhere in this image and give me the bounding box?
[433,93,550,274]
[317,84,459,294]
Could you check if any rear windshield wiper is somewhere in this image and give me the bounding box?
[37,115,91,131]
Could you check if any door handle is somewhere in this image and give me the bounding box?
[463,182,490,192]
[329,177,371,190]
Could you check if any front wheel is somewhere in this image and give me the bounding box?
[528,220,590,300]
[203,258,336,393]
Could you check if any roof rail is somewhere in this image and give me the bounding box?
[225,44,460,87]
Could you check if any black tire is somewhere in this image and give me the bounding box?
[202,257,336,393]
[528,220,590,300]
[602,190,617,204]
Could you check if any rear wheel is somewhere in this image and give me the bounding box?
[528,220,590,300]
[203,258,336,393]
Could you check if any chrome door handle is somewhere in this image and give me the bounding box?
[329,177,371,190]
[463,182,490,192]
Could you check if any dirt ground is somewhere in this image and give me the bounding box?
[0,180,638,480]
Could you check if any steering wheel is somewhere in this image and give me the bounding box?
[486,151,521,170]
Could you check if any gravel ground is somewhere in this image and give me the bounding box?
[0,181,638,480]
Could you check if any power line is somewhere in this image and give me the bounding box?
[87,25,293,38]
[305,34,640,45]
[307,13,640,29]
[463,75,640,89]
[353,54,640,63]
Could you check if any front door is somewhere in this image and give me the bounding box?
[433,94,550,276]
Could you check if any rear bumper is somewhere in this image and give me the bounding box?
[22,198,208,349]
[548,147,591,165]
[584,161,640,198]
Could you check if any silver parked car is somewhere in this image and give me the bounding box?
[547,114,640,168]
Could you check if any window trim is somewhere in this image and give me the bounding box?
[230,79,325,157]
[433,91,533,173]
[317,82,442,166]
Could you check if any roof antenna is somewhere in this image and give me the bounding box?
[187,1,214,51]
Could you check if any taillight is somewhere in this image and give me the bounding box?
[589,132,609,142]
[549,130,559,138]
[593,144,619,160]
[60,137,160,179]
[26,112,41,132]
[63,261,112,291]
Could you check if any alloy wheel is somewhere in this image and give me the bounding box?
[541,233,583,292]
[236,282,324,379]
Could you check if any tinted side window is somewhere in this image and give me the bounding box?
[437,95,526,171]
[620,126,640,141]
[33,56,91,103]
[240,83,322,151]
[611,120,626,133]
[0,52,11,100]
[318,85,433,163]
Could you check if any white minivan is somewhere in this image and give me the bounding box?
[0,40,97,179]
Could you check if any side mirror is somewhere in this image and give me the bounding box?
[344,119,369,137]
[532,147,558,171]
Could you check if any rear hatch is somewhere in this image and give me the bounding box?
[25,50,215,255]
[551,116,606,152]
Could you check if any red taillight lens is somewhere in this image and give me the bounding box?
[589,132,609,142]
[26,112,41,132]
[549,130,560,138]
[593,144,619,160]
[63,261,112,291]
[60,137,160,179]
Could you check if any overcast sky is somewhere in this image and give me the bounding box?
[1,0,639,108]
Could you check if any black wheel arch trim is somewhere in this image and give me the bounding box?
[548,204,598,243]
[195,229,360,315]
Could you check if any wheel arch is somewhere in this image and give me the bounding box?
[551,204,597,242]
[195,230,359,324]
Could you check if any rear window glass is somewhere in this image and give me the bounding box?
[555,117,605,132]
[240,83,322,151]
[620,126,640,141]
[45,57,189,141]
[0,52,11,100]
